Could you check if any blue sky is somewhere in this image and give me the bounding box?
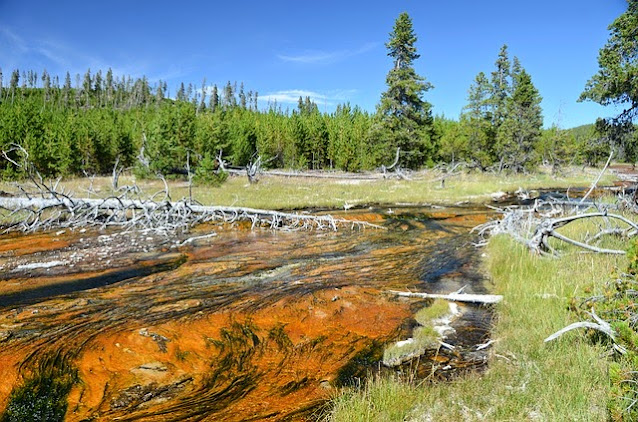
[0,0,629,128]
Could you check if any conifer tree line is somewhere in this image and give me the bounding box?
[0,12,630,180]
[0,67,377,178]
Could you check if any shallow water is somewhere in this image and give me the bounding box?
[0,206,493,421]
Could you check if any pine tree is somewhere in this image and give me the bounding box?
[198,78,207,114]
[223,81,235,108]
[239,82,247,109]
[176,83,186,102]
[41,69,51,104]
[580,0,638,149]
[82,69,92,107]
[62,72,72,106]
[210,84,219,111]
[94,70,103,106]
[370,12,435,169]
[156,80,165,103]
[9,69,19,104]
[186,83,194,104]
[105,68,114,106]
[461,71,494,168]
[496,60,543,172]
[490,45,511,128]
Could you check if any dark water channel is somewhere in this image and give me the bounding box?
[0,206,494,421]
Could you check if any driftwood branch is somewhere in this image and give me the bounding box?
[477,199,638,256]
[0,196,383,235]
[386,147,401,171]
[580,149,613,205]
[387,290,503,304]
[544,309,625,354]
[544,321,616,342]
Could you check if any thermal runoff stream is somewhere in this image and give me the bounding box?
[0,206,494,421]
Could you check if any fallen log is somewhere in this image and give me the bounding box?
[0,196,384,234]
[387,290,503,304]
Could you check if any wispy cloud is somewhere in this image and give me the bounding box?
[0,26,186,84]
[277,42,378,65]
[0,27,28,53]
[259,89,357,107]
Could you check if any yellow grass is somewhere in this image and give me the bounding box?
[0,166,614,210]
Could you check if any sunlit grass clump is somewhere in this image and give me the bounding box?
[383,299,452,367]
[414,298,450,326]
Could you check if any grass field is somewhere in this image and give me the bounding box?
[0,166,615,210]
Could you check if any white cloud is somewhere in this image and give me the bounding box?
[259,89,357,107]
[277,42,378,65]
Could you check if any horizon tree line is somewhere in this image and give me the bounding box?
[0,12,631,181]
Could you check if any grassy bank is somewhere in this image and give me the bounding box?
[0,166,614,210]
[327,231,626,421]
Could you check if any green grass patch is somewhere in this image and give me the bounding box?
[566,236,638,420]
[383,326,441,368]
[414,299,450,326]
[383,300,451,367]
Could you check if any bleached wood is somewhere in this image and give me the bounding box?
[0,196,383,233]
[544,321,615,343]
[388,290,503,304]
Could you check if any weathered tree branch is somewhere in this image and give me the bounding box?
[580,149,613,205]
[387,290,503,304]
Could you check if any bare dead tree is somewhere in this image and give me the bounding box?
[111,156,124,191]
[137,138,150,170]
[186,150,192,203]
[0,196,383,235]
[379,147,411,180]
[216,149,227,173]
[246,155,262,184]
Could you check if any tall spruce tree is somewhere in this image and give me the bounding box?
[82,69,92,107]
[209,84,219,111]
[176,83,186,102]
[370,12,435,168]
[461,71,494,168]
[105,68,114,105]
[63,72,72,106]
[496,59,543,172]
[9,69,19,104]
[490,45,511,129]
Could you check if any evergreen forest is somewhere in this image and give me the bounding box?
[0,13,636,181]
